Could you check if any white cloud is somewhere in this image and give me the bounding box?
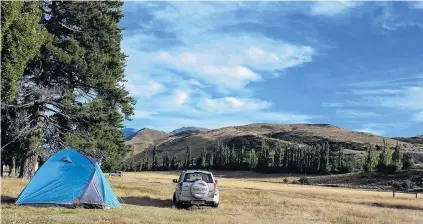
[155,36,315,91]
[413,111,423,122]
[350,89,402,95]
[125,80,166,98]
[132,110,156,119]
[354,128,383,136]
[188,79,204,88]
[170,90,189,108]
[198,97,271,113]
[412,2,423,10]
[310,1,361,16]
[336,109,379,118]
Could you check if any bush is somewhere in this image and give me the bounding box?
[283,178,288,183]
[402,179,415,191]
[291,179,300,184]
[402,154,414,170]
[299,177,309,185]
[386,164,400,174]
[391,181,402,191]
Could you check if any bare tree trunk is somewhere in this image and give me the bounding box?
[19,150,39,179]
[19,99,44,179]
[8,156,16,177]
[1,162,3,178]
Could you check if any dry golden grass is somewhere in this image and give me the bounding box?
[2,171,423,224]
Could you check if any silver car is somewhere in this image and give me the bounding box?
[172,170,220,208]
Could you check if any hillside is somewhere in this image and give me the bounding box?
[393,135,423,145]
[122,128,138,139]
[170,127,210,135]
[125,128,170,155]
[129,123,423,164]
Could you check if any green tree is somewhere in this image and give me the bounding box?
[274,145,281,169]
[152,145,158,170]
[184,145,192,168]
[363,145,378,172]
[377,139,393,173]
[402,154,414,170]
[143,152,149,171]
[390,142,403,172]
[170,156,177,170]
[201,147,207,168]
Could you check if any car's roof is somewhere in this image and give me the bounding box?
[182,170,212,174]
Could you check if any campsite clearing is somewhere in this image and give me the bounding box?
[2,172,423,224]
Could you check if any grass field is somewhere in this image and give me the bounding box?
[2,171,423,224]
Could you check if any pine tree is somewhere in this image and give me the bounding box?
[274,145,281,169]
[391,142,403,172]
[152,145,158,171]
[201,147,207,168]
[170,156,177,170]
[184,145,192,168]
[143,152,149,171]
[337,146,344,171]
[249,148,257,170]
[377,139,393,172]
[207,153,214,169]
[363,145,377,172]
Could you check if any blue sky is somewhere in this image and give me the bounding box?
[120,1,423,137]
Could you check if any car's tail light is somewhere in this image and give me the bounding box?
[214,183,217,190]
[176,182,182,192]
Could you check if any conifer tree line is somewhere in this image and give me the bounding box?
[1,1,134,178]
[129,139,413,174]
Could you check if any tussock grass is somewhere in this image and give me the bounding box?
[2,171,423,224]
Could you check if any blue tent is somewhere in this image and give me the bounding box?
[16,149,121,208]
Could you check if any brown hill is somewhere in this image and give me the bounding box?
[129,123,423,164]
[125,128,170,155]
[393,135,423,145]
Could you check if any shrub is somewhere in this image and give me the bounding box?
[402,154,414,170]
[402,180,415,191]
[291,179,300,184]
[299,177,309,185]
[391,181,402,191]
[283,178,288,183]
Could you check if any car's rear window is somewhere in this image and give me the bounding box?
[183,172,213,183]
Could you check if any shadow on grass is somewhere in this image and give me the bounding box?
[363,202,423,211]
[1,196,16,204]
[121,196,173,208]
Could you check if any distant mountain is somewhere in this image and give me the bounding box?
[170,127,210,135]
[131,123,423,163]
[125,128,170,155]
[393,135,423,145]
[122,128,138,140]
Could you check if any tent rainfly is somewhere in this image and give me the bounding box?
[16,149,120,209]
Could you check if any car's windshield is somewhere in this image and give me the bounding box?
[183,172,213,183]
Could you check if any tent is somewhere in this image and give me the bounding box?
[16,149,121,209]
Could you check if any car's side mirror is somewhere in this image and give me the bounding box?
[215,180,218,184]
[172,179,178,183]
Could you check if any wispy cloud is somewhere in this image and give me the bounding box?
[309,1,361,16]
[336,109,379,118]
[198,97,271,114]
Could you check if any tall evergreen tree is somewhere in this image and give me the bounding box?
[184,145,192,168]
[363,145,377,172]
[201,147,207,168]
[377,139,393,172]
[152,145,158,170]
[391,142,403,172]
[274,145,281,169]
[170,156,177,170]
[143,151,149,171]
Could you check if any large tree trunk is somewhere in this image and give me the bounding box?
[8,156,16,177]
[19,150,39,178]
[19,100,44,179]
